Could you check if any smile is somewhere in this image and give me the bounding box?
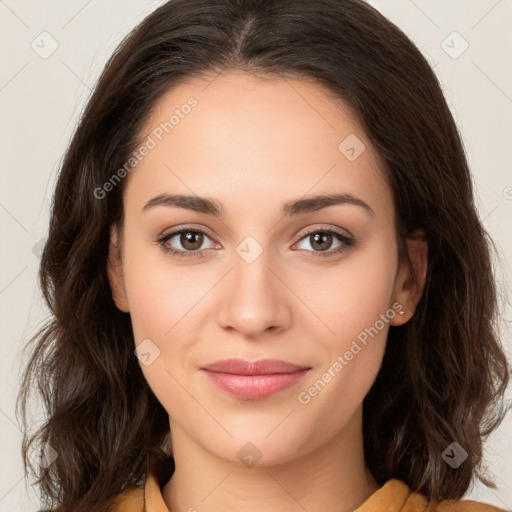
[201,369,311,400]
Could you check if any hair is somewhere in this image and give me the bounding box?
[17,0,510,511]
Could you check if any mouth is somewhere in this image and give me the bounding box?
[200,358,312,400]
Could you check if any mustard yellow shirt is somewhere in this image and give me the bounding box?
[110,473,508,511]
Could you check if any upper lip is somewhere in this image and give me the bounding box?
[201,358,311,375]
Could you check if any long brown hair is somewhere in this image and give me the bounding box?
[17,1,510,511]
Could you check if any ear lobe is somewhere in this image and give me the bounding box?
[107,225,129,313]
[391,229,428,324]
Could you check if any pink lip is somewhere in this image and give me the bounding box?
[201,358,311,400]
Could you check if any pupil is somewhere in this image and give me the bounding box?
[177,231,333,252]
[182,231,202,250]
[312,232,331,251]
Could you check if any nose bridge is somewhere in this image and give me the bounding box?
[216,235,291,337]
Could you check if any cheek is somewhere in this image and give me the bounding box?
[294,237,398,422]
[122,250,194,413]
[301,235,398,351]
[122,237,203,343]
[296,270,396,435]
[121,239,210,399]
[124,226,398,352]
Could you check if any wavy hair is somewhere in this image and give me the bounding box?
[18,0,509,510]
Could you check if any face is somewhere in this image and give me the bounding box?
[108,70,426,467]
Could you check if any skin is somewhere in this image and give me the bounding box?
[108,70,428,512]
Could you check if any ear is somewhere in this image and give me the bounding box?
[107,224,130,313]
[390,228,428,325]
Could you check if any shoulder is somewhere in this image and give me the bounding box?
[356,479,509,512]
[435,498,509,511]
[108,485,144,512]
[109,476,508,512]
[109,473,169,512]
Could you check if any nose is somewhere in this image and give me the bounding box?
[215,246,293,339]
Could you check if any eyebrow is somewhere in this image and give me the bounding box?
[142,192,374,217]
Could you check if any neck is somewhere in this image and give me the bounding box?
[162,408,380,512]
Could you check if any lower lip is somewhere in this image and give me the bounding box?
[202,369,310,400]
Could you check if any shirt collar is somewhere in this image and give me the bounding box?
[142,473,427,512]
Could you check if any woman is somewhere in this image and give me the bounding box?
[18,0,510,511]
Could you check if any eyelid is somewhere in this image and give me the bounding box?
[157,225,219,249]
[158,223,353,242]
[296,224,353,240]
[156,223,354,258]
[158,224,215,239]
[291,225,354,257]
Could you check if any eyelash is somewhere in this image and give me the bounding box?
[156,226,354,260]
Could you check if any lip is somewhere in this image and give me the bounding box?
[200,358,311,400]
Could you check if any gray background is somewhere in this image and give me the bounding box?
[0,0,511,510]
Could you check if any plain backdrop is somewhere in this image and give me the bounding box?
[0,1,511,510]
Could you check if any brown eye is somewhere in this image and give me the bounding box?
[309,232,334,252]
[157,227,217,259]
[294,228,353,258]
[180,231,204,251]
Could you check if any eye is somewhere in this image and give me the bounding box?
[293,228,354,258]
[156,227,218,259]
[156,226,354,260]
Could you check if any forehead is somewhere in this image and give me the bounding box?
[125,70,393,221]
